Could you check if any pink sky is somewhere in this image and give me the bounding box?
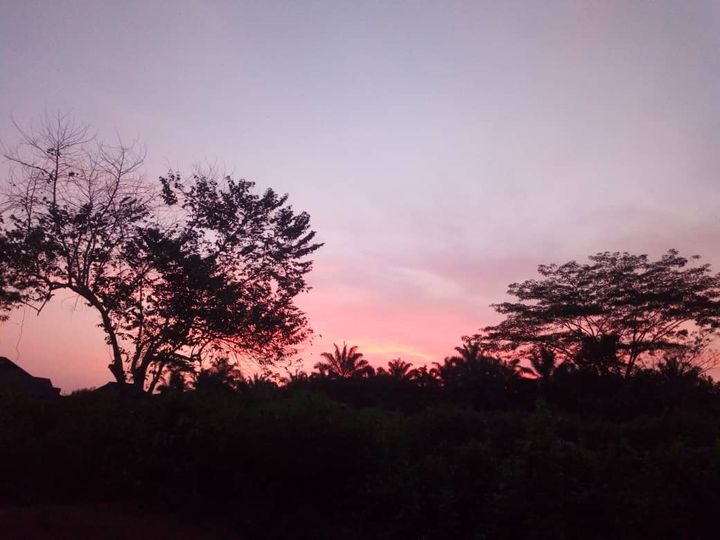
[2,1,720,391]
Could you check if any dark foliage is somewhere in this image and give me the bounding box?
[313,342,374,379]
[477,250,720,377]
[2,371,719,539]
[0,117,322,390]
[0,223,22,320]
[3,260,720,537]
[3,119,720,538]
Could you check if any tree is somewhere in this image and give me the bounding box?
[0,224,21,321]
[157,370,189,394]
[477,250,720,377]
[433,338,525,408]
[435,339,525,387]
[449,340,484,364]
[376,358,417,382]
[526,347,566,380]
[194,357,245,393]
[411,365,440,389]
[0,115,322,390]
[314,343,374,379]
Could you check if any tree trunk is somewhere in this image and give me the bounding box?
[132,365,147,391]
[75,287,126,384]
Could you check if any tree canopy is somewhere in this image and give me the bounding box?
[0,116,322,390]
[314,343,374,379]
[0,224,21,321]
[376,358,417,381]
[476,250,720,376]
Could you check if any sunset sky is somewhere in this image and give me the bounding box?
[1,0,720,391]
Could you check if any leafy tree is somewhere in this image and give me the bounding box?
[477,250,720,376]
[435,340,525,387]
[0,115,322,390]
[194,357,245,393]
[525,347,567,380]
[157,370,189,394]
[449,340,484,364]
[573,334,623,375]
[656,353,703,381]
[411,365,440,389]
[0,224,21,321]
[432,339,527,408]
[376,358,417,382]
[314,343,374,379]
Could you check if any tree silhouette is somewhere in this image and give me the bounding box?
[0,227,21,321]
[656,353,703,381]
[573,334,623,376]
[0,115,322,390]
[436,341,525,386]
[449,340,484,364]
[376,358,417,382]
[432,339,526,408]
[194,357,245,393]
[411,365,440,388]
[314,343,374,379]
[526,347,568,380]
[477,250,720,377]
[157,370,189,394]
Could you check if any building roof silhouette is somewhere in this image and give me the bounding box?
[0,357,60,398]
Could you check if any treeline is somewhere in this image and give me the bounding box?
[165,340,719,417]
[1,351,719,539]
[3,116,720,538]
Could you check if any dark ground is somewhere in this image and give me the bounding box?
[0,503,231,539]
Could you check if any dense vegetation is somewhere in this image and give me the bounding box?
[1,356,719,539]
[3,118,720,538]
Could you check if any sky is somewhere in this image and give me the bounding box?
[1,0,720,391]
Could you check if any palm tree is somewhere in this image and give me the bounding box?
[377,358,416,382]
[527,347,559,380]
[451,340,484,363]
[194,357,244,392]
[435,339,526,388]
[413,365,441,389]
[314,342,374,378]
